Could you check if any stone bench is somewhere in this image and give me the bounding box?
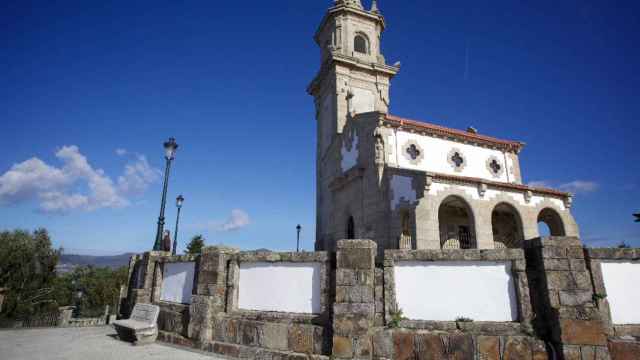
[113,303,160,345]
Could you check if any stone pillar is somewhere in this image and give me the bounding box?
[525,237,610,359]
[188,246,238,347]
[57,306,74,327]
[474,212,495,249]
[414,199,439,249]
[0,288,6,313]
[333,239,377,359]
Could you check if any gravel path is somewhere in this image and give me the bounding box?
[0,326,223,360]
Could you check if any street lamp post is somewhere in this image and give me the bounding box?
[153,138,179,251]
[296,224,301,252]
[172,195,184,255]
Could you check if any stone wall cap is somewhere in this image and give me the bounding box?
[235,251,330,262]
[523,236,582,249]
[337,239,377,249]
[384,248,524,261]
[202,245,240,254]
[586,247,640,260]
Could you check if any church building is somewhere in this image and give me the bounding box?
[308,0,578,256]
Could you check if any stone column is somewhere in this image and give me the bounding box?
[188,246,238,347]
[0,288,6,313]
[524,237,610,359]
[333,239,377,359]
[57,306,74,327]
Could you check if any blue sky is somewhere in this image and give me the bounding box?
[1,0,638,254]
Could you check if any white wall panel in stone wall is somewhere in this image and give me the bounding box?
[601,261,640,324]
[394,261,517,321]
[393,130,514,183]
[160,262,195,304]
[238,262,321,314]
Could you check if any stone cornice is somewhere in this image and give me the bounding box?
[307,53,399,95]
[314,5,386,44]
[384,114,525,153]
[426,171,571,198]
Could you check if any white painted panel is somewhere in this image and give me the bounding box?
[160,262,195,304]
[394,130,512,183]
[238,262,321,314]
[601,261,640,324]
[394,261,518,321]
[351,87,374,115]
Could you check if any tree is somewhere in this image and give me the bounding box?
[185,235,205,255]
[0,229,60,318]
[53,266,128,317]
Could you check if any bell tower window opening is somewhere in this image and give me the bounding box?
[354,34,369,54]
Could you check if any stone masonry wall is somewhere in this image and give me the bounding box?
[586,248,640,360]
[123,238,639,359]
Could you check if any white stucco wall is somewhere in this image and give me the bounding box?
[341,132,358,172]
[394,261,518,321]
[390,175,416,210]
[600,261,640,324]
[160,262,195,304]
[238,262,321,314]
[391,130,517,184]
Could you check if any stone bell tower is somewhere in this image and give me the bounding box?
[308,0,400,250]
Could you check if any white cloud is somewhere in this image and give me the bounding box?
[117,155,161,196]
[219,209,251,231]
[527,180,598,194]
[0,158,71,204]
[115,148,127,156]
[192,209,251,232]
[0,145,160,214]
[558,180,599,194]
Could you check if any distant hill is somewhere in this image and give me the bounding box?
[58,253,135,270]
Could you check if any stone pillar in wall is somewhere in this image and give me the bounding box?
[0,288,6,313]
[188,246,238,347]
[524,237,610,359]
[57,306,74,327]
[333,239,377,359]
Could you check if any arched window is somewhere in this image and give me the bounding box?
[346,216,355,239]
[354,34,369,54]
[491,203,524,248]
[438,196,477,249]
[537,208,565,236]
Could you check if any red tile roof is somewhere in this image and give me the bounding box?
[385,114,525,153]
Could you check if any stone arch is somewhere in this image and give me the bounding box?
[537,207,566,237]
[491,202,525,248]
[437,195,477,249]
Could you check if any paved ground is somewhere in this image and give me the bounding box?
[0,326,224,360]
